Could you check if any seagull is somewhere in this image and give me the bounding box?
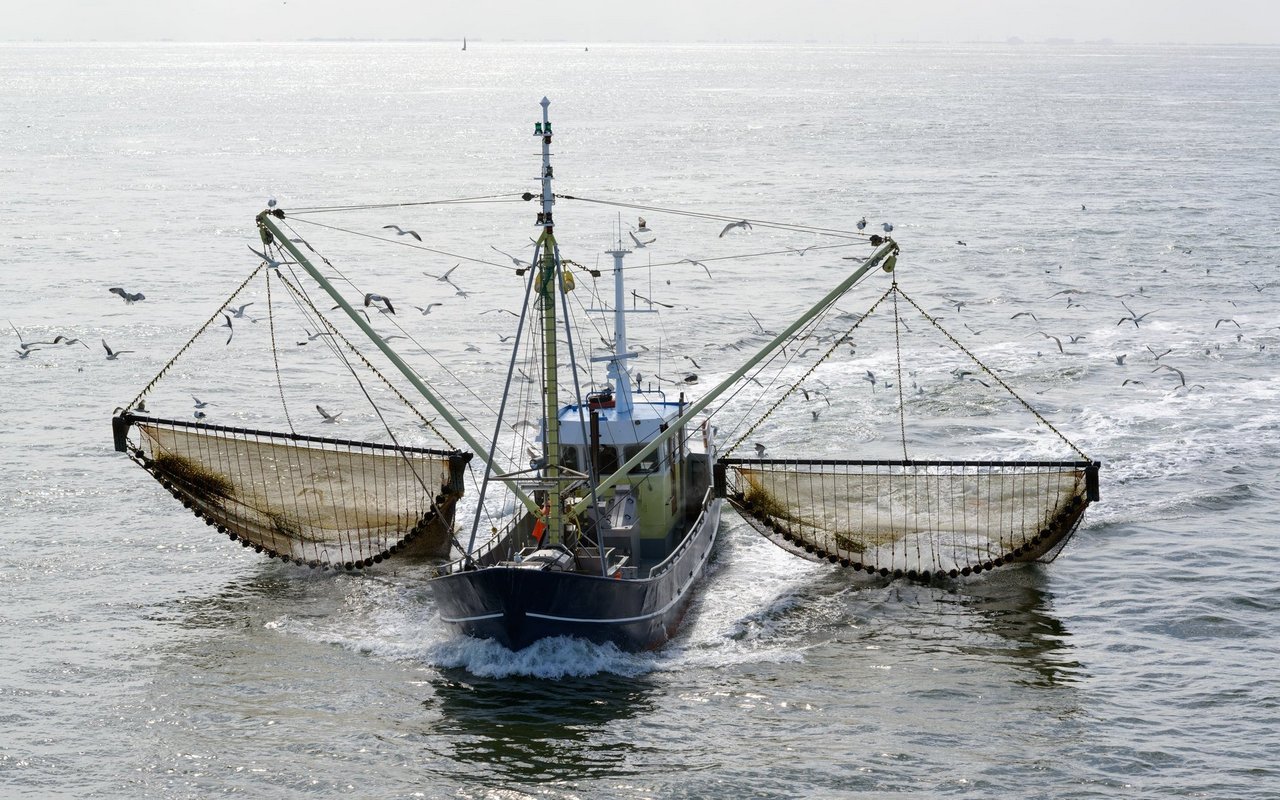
[856,217,867,231]
[192,396,214,409]
[1122,379,1144,386]
[1118,301,1155,328]
[679,258,713,278]
[295,327,335,345]
[1115,354,1127,365]
[481,308,519,317]
[637,217,650,233]
[631,290,673,309]
[316,405,342,423]
[229,303,256,322]
[108,287,145,304]
[221,313,234,345]
[1146,345,1172,361]
[863,370,877,390]
[956,240,967,246]
[753,442,768,458]
[785,246,817,256]
[490,245,529,268]
[881,222,894,233]
[1214,318,1240,329]
[683,355,701,369]
[747,311,775,335]
[423,264,460,286]
[627,231,655,248]
[9,323,45,352]
[51,335,89,349]
[1037,331,1064,354]
[718,220,752,238]
[102,339,133,360]
[1153,364,1186,387]
[1011,311,1039,321]
[364,293,395,315]
[414,303,444,315]
[247,245,294,268]
[810,409,822,421]
[382,224,422,241]
[193,410,207,420]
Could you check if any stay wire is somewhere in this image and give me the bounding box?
[555,193,873,240]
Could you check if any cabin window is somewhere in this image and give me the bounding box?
[560,445,580,473]
[624,444,661,474]
[596,445,620,476]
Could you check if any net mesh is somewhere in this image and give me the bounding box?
[723,459,1095,578]
[124,415,467,568]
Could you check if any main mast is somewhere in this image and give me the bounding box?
[534,97,563,545]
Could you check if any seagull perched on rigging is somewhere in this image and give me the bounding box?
[718,220,752,238]
[316,405,342,423]
[364,293,395,315]
[881,222,894,233]
[108,287,145,304]
[856,216,867,231]
[102,339,133,360]
[382,224,422,241]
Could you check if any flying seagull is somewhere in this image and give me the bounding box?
[108,287,145,304]
[364,293,395,315]
[628,231,655,248]
[193,396,214,409]
[414,303,444,316]
[754,442,768,458]
[382,224,422,241]
[490,245,529,268]
[247,244,294,268]
[316,405,342,423]
[424,264,461,286]
[221,313,234,345]
[678,258,713,278]
[718,220,752,238]
[102,339,133,360]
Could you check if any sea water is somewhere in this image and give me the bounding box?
[2,41,1279,798]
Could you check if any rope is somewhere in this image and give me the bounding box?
[891,282,909,461]
[265,270,297,435]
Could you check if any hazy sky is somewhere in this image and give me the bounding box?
[5,0,1279,44]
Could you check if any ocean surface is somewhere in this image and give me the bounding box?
[3,41,1279,798]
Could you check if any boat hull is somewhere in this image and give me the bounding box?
[432,499,722,651]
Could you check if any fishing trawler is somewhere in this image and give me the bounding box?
[111,98,1100,652]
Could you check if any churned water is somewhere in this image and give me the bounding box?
[2,41,1279,798]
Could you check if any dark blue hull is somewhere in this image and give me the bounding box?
[432,500,722,651]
